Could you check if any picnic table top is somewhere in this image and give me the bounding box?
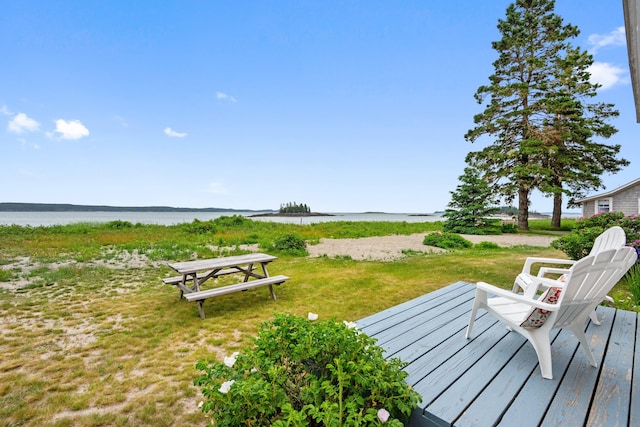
[168,253,277,274]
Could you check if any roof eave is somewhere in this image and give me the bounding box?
[576,177,640,204]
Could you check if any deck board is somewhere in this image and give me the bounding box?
[356,281,639,427]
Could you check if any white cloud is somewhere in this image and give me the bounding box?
[52,119,90,140]
[164,127,187,138]
[588,62,627,90]
[588,26,626,54]
[207,181,228,194]
[216,92,237,103]
[1,105,13,115]
[8,112,40,133]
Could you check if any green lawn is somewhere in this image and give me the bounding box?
[1,218,629,426]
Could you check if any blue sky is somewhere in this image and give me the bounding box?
[1,1,636,213]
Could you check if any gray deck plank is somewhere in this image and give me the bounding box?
[375,295,476,358]
[454,334,540,426]
[495,326,595,427]
[409,318,523,401]
[424,330,531,424]
[370,288,473,343]
[541,307,615,427]
[401,313,498,381]
[587,309,637,427]
[356,281,469,330]
[357,282,637,427]
[394,308,494,367]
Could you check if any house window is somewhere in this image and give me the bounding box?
[597,199,611,213]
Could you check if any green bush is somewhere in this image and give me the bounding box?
[195,314,420,426]
[213,215,252,228]
[475,241,500,249]
[105,220,135,229]
[423,232,473,249]
[500,223,518,234]
[182,219,217,234]
[551,212,640,260]
[271,233,309,256]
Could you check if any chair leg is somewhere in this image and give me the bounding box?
[465,312,476,339]
[569,324,597,368]
[589,310,602,326]
[465,292,483,339]
[527,331,553,379]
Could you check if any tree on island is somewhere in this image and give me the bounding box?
[464,0,627,230]
[279,202,311,214]
[443,167,501,235]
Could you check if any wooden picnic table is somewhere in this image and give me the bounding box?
[164,253,289,318]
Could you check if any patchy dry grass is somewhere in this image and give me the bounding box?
[0,220,573,426]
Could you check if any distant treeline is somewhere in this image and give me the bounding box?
[0,203,271,213]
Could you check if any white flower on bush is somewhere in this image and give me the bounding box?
[308,312,318,321]
[343,320,357,329]
[218,380,235,394]
[197,400,204,408]
[224,351,239,367]
[377,408,390,423]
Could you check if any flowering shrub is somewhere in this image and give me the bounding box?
[552,212,640,260]
[194,314,421,426]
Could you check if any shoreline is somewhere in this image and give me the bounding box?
[249,212,335,218]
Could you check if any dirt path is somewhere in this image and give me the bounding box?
[306,233,559,261]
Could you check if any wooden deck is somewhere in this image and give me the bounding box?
[356,281,639,427]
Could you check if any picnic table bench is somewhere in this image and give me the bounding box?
[164,253,289,318]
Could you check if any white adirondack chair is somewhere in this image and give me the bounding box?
[513,226,626,325]
[466,246,637,379]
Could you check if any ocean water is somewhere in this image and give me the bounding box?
[0,211,446,227]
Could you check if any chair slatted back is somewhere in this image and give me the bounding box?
[589,226,626,256]
[553,247,636,328]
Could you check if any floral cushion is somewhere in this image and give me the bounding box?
[519,287,562,329]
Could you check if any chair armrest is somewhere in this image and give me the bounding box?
[520,257,576,275]
[476,281,560,311]
[537,266,570,277]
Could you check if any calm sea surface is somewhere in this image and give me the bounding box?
[0,211,447,227]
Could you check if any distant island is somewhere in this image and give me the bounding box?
[249,212,335,218]
[248,201,333,217]
[0,202,273,213]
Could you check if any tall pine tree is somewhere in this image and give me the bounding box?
[539,44,627,227]
[464,0,627,230]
